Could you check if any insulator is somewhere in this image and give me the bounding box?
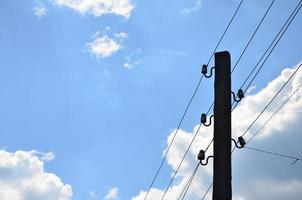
[201,113,207,123]
[238,136,246,147]
[202,64,207,74]
[197,150,205,161]
[237,89,244,99]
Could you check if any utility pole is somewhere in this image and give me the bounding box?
[213,51,232,200]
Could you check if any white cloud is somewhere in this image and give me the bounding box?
[114,32,128,40]
[0,150,72,200]
[104,187,119,200]
[86,34,123,59]
[29,150,55,161]
[131,62,302,199]
[53,0,133,19]
[181,0,203,15]
[33,1,46,18]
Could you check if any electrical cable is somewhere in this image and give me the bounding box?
[201,182,213,200]
[232,1,302,111]
[231,0,276,73]
[148,1,302,199]
[142,1,244,199]
[245,146,302,164]
[247,82,302,144]
[207,0,276,114]
[177,163,200,200]
[200,63,302,200]
[241,63,302,138]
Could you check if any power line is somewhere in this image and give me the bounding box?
[160,124,203,200]
[232,1,302,110]
[241,63,302,138]
[148,1,301,199]
[200,63,302,200]
[164,3,278,194]
[208,0,275,115]
[142,1,244,199]
[206,0,244,66]
[167,1,278,193]
[142,77,204,200]
[160,120,216,200]
[231,0,276,73]
[177,163,200,200]
[245,146,301,165]
[197,5,302,194]
[247,82,302,144]
[156,3,243,200]
[202,182,213,200]
[243,3,302,94]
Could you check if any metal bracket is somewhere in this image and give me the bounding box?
[201,114,214,127]
[231,136,246,149]
[197,149,213,166]
[231,89,244,103]
[201,64,215,78]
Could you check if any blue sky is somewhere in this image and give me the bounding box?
[0,0,302,199]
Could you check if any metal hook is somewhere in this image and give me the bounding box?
[231,89,244,103]
[200,156,214,166]
[231,136,246,149]
[197,149,213,166]
[201,64,215,78]
[201,114,214,127]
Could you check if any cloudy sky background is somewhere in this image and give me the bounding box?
[0,0,302,199]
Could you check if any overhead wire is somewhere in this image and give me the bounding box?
[232,1,302,110]
[143,1,245,200]
[201,183,213,200]
[193,3,302,199]
[231,0,276,73]
[200,59,302,200]
[207,0,275,115]
[168,1,279,197]
[142,1,244,199]
[177,138,214,200]
[247,82,302,144]
[240,63,302,139]
[244,146,302,165]
[161,1,282,198]
[177,163,200,200]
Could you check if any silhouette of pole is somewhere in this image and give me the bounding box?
[213,51,232,200]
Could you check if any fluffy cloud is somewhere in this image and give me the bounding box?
[33,1,46,18]
[104,187,119,200]
[132,62,302,199]
[181,0,204,15]
[0,150,72,200]
[53,0,133,19]
[86,32,127,58]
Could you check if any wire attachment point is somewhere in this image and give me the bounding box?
[201,64,215,78]
[232,136,246,149]
[231,89,244,102]
[200,114,214,127]
[197,150,213,166]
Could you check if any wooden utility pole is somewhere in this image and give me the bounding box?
[213,51,232,200]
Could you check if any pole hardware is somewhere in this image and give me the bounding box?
[198,149,214,166]
[231,136,246,149]
[231,89,244,102]
[201,114,214,127]
[202,64,215,78]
